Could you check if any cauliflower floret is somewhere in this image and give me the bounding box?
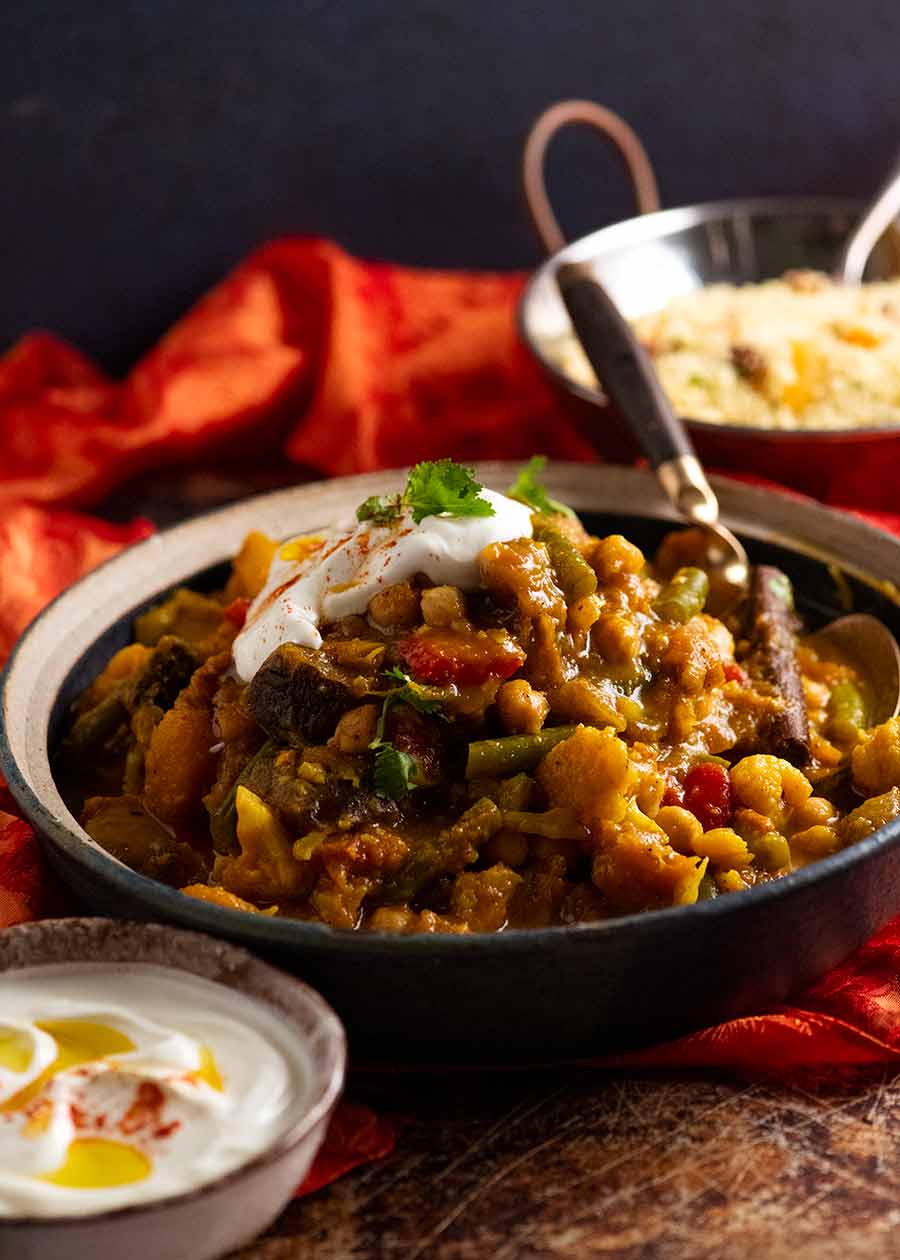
[537,725,638,827]
[692,827,752,869]
[839,787,900,846]
[215,786,307,903]
[852,718,900,797]
[591,809,706,912]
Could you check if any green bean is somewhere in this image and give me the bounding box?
[465,726,578,780]
[533,524,597,603]
[748,831,791,872]
[380,798,502,902]
[828,681,868,731]
[653,567,709,624]
[65,694,128,754]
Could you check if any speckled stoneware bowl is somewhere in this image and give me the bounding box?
[4,462,900,1062]
[0,918,346,1260]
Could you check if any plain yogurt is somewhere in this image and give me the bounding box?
[0,964,311,1218]
[231,488,534,682]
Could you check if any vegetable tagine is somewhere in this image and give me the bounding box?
[59,458,900,933]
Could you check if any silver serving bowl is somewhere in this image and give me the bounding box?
[517,105,900,506]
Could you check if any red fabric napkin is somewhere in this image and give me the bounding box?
[5,236,900,1194]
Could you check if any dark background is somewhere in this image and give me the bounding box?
[3,0,898,369]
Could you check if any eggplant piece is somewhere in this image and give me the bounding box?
[378,798,502,903]
[246,644,370,744]
[130,636,199,712]
[83,794,207,886]
[746,565,810,766]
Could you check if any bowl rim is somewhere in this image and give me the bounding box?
[3,461,900,959]
[0,917,347,1230]
[518,193,900,440]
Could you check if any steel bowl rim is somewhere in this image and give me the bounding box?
[518,193,900,441]
[3,462,900,957]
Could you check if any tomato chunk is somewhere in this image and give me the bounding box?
[683,763,733,831]
[661,783,684,809]
[398,628,525,686]
[723,662,749,685]
[224,596,250,628]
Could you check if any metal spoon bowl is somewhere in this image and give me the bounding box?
[810,613,900,724]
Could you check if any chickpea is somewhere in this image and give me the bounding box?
[420,584,467,627]
[733,807,774,837]
[592,613,641,665]
[496,679,549,735]
[592,534,645,581]
[790,795,836,831]
[367,581,421,629]
[656,805,703,855]
[568,593,603,635]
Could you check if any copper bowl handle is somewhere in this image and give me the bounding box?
[522,100,661,255]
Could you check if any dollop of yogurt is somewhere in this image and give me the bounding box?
[0,964,311,1218]
[232,487,534,682]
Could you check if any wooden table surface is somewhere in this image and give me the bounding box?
[236,1066,900,1260]
[110,470,900,1260]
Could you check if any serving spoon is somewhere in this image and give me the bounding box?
[554,260,900,722]
[555,259,749,591]
[836,152,900,284]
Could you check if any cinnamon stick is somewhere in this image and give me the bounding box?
[746,565,810,767]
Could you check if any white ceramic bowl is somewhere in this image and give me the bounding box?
[0,918,346,1260]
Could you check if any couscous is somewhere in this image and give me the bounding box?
[552,270,900,430]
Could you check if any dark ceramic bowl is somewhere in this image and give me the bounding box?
[0,918,346,1260]
[3,463,900,1062]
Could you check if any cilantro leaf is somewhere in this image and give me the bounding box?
[404,459,495,525]
[395,682,445,719]
[356,493,403,525]
[354,460,495,528]
[373,742,417,799]
[372,668,446,745]
[369,668,448,797]
[507,455,575,518]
